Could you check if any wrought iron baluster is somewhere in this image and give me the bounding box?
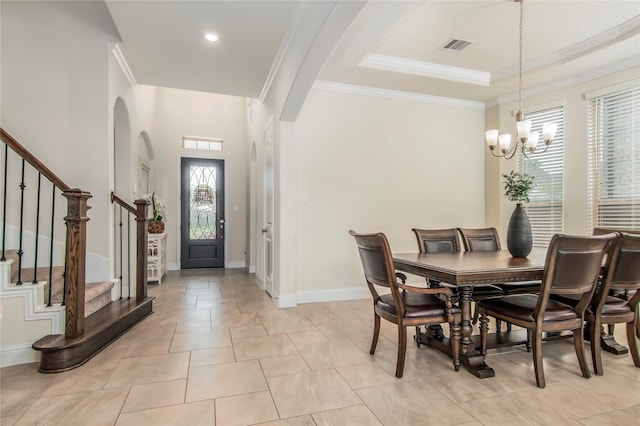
[1,144,7,261]
[16,159,26,285]
[32,173,42,284]
[127,214,131,299]
[119,205,123,300]
[62,215,68,306]
[47,184,56,306]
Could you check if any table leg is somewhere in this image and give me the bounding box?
[458,286,495,379]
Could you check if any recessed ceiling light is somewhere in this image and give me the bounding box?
[204,33,219,42]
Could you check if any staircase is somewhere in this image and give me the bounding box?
[1,128,153,372]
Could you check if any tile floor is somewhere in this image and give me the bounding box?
[1,269,639,425]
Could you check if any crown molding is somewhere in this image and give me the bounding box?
[492,15,640,83]
[493,56,640,107]
[314,81,485,110]
[360,53,491,86]
[259,1,310,102]
[112,44,137,88]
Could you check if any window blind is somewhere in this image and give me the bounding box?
[588,85,640,231]
[520,106,564,248]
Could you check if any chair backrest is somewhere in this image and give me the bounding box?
[593,227,640,236]
[457,227,501,252]
[537,233,617,318]
[593,233,640,312]
[412,228,460,254]
[349,230,396,289]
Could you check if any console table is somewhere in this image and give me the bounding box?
[148,232,167,284]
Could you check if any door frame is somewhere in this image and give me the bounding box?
[262,116,275,296]
[176,152,229,269]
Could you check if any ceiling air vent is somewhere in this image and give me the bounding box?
[441,38,473,52]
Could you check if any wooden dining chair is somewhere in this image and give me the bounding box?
[458,227,541,295]
[593,228,640,341]
[477,233,617,388]
[457,227,539,332]
[350,230,461,377]
[586,233,640,375]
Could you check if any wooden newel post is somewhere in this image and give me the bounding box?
[62,188,91,339]
[134,199,149,301]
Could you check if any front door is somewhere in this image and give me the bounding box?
[181,157,225,268]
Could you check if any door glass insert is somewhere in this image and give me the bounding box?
[189,165,217,239]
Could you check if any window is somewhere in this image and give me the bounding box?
[519,105,564,248]
[588,83,640,231]
[183,136,223,151]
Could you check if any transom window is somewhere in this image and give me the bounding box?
[183,136,223,152]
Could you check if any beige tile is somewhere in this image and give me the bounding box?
[317,320,373,341]
[268,369,361,418]
[175,319,212,333]
[230,325,267,339]
[118,322,177,344]
[185,360,268,402]
[307,313,342,325]
[261,315,318,335]
[115,400,215,426]
[16,387,129,426]
[298,340,373,370]
[312,405,382,426]
[190,347,236,367]
[258,416,315,426]
[234,334,298,361]
[459,393,582,426]
[215,391,279,426]
[212,311,263,329]
[260,354,311,377]
[580,404,640,426]
[336,362,398,389]
[105,352,190,388]
[0,415,20,426]
[357,380,474,425]
[123,339,172,358]
[287,330,329,347]
[170,329,232,353]
[41,366,114,397]
[121,379,186,413]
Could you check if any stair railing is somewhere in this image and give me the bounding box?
[0,128,93,337]
[111,192,149,302]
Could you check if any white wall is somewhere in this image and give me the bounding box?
[1,1,121,282]
[486,66,640,242]
[294,88,486,297]
[153,88,250,269]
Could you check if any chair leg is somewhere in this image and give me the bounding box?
[636,313,640,339]
[370,313,381,355]
[395,324,407,378]
[626,321,640,368]
[532,330,545,388]
[573,328,591,379]
[479,312,489,356]
[415,326,422,347]
[526,329,532,353]
[590,319,604,376]
[450,322,461,371]
[496,319,502,333]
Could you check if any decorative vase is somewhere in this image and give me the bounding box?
[148,221,165,234]
[507,203,532,258]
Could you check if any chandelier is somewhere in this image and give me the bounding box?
[485,0,557,159]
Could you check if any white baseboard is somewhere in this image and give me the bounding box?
[296,287,369,304]
[276,294,297,308]
[227,260,246,269]
[248,265,256,273]
[0,343,40,368]
[168,263,179,271]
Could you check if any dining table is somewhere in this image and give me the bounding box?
[392,249,547,379]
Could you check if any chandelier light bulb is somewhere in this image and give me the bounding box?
[499,134,512,153]
[485,129,499,149]
[525,131,539,152]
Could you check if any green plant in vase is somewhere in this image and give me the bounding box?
[144,192,167,233]
[502,171,535,258]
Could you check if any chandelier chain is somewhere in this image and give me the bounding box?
[518,0,524,114]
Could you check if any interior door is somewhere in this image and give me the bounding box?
[181,157,225,268]
[263,120,274,295]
